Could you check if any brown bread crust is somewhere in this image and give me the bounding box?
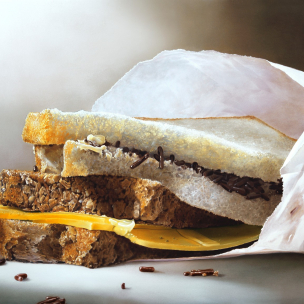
[0,170,237,229]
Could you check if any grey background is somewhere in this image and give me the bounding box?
[0,0,304,171]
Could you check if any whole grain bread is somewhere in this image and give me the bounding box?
[0,170,237,229]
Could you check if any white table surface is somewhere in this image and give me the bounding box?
[1,253,304,304]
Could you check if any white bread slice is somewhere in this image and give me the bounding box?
[61,141,281,226]
[23,109,295,182]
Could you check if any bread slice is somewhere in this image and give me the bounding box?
[0,170,237,229]
[22,109,296,182]
[0,219,254,268]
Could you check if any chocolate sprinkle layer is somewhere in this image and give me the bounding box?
[84,141,282,201]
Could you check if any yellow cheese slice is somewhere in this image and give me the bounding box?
[128,224,261,251]
[0,205,134,236]
[0,205,261,251]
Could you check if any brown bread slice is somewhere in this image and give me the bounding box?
[0,170,237,229]
[0,219,250,268]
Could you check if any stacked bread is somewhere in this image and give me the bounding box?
[0,109,295,267]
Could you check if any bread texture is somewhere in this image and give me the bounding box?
[61,142,282,226]
[0,219,250,268]
[22,109,295,182]
[34,145,64,174]
[0,170,237,229]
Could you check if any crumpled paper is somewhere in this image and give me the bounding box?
[214,132,304,258]
[92,50,304,257]
[93,49,304,139]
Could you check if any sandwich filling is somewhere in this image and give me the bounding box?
[81,136,283,201]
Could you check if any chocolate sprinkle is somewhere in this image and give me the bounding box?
[174,160,185,166]
[185,268,218,277]
[203,170,213,177]
[154,154,160,162]
[170,154,175,164]
[213,176,224,183]
[130,153,149,169]
[37,297,66,304]
[14,273,27,281]
[232,187,247,196]
[261,193,270,201]
[139,266,155,272]
[234,177,249,187]
[131,148,140,154]
[220,183,232,192]
[191,162,198,170]
[158,146,164,169]
[189,271,203,276]
[185,162,192,168]
[37,297,60,304]
[247,181,256,189]
[246,193,261,200]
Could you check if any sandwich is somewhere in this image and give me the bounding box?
[0,109,295,267]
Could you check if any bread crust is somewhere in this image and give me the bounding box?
[136,116,296,141]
